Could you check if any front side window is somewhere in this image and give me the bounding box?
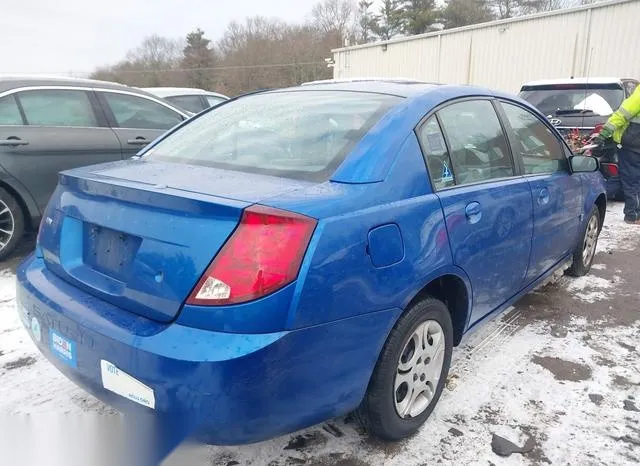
[166,95,207,113]
[205,96,225,107]
[18,89,97,127]
[416,116,455,190]
[501,102,567,175]
[146,91,401,181]
[102,93,183,130]
[437,100,514,185]
[0,95,23,126]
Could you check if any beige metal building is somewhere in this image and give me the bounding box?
[331,0,640,94]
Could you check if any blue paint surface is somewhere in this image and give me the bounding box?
[17,82,607,452]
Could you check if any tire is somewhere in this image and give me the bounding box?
[567,205,600,277]
[355,297,453,441]
[0,187,25,262]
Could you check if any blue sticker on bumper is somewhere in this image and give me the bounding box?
[49,329,77,368]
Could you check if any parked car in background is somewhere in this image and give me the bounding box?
[0,76,189,259]
[18,80,606,448]
[519,77,639,200]
[143,87,228,114]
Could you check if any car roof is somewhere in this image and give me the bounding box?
[143,87,228,99]
[0,74,134,93]
[521,77,624,87]
[266,80,523,106]
[277,80,443,98]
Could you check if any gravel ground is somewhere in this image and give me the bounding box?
[0,203,638,466]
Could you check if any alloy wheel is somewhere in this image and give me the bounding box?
[0,199,15,252]
[394,320,446,419]
[582,214,599,266]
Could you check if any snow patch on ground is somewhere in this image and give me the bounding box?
[597,203,638,254]
[1,202,638,466]
[0,269,113,416]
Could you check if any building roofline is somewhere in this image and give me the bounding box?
[332,0,632,53]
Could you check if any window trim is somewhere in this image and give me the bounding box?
[415,96,522,191]
[0,94,26,126]
[496,99,571,177]
[414,114,456,193]
[0,85,188,130]
[15,88,101,129]
[165,94,209,112]
[97,89,187,130]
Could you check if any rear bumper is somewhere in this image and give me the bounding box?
[17,254,400,445]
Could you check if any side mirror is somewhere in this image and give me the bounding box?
[570,155,599,173]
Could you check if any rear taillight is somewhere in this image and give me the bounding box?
[601,163,619,176]
[186,205,317,306]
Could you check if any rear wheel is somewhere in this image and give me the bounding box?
[355,297,453,441]
[567,205,600,277]
[0,188,25,261]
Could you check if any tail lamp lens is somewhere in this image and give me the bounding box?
[187,205,316,306]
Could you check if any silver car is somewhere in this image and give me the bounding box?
[143,87,228,114]
[0,75,190,259]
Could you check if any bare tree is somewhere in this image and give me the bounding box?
[91,35,184,87]
[311,0,358,47]
[217,16,332,95]
[125,35,183,68]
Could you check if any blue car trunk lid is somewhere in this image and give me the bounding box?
[37,160,312,322]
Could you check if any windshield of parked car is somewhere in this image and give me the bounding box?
[146,90,401,181]
[519,83,625,117]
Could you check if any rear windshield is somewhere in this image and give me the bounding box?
[146,90,401,181]
[519,83,625,117]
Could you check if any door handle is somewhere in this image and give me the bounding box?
[127,138,151,145]
[538,188,550,205]
[465,202,482,224]
[0,137,29,147]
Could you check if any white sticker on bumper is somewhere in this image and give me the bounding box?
[100,360,155,409]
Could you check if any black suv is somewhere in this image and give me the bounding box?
[519,77,639,200]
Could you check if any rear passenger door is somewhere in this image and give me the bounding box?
[498,101,583,282]
[417,99,534,325]
[96,91,185,158]
[0,88,122,212]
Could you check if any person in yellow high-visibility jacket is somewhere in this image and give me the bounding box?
[598,85,640,224]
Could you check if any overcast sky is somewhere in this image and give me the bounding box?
[1,0,320,75]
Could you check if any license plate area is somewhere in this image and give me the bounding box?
[83,224,141,281]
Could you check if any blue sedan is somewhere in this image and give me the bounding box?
[17,81,606,448]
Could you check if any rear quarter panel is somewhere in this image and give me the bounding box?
[580,171,608,220]
[270,133,466,330]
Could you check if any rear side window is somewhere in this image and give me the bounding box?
[416,116,455,190]
[102,92,183,130]
[166,95,207,113]
[0,95,23,125]
[147,91,401,182]
[205,96,225,107]
[18,89,97,127]
[437,100,514,185]
[519,84,625,117]
[501,102,567,175]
